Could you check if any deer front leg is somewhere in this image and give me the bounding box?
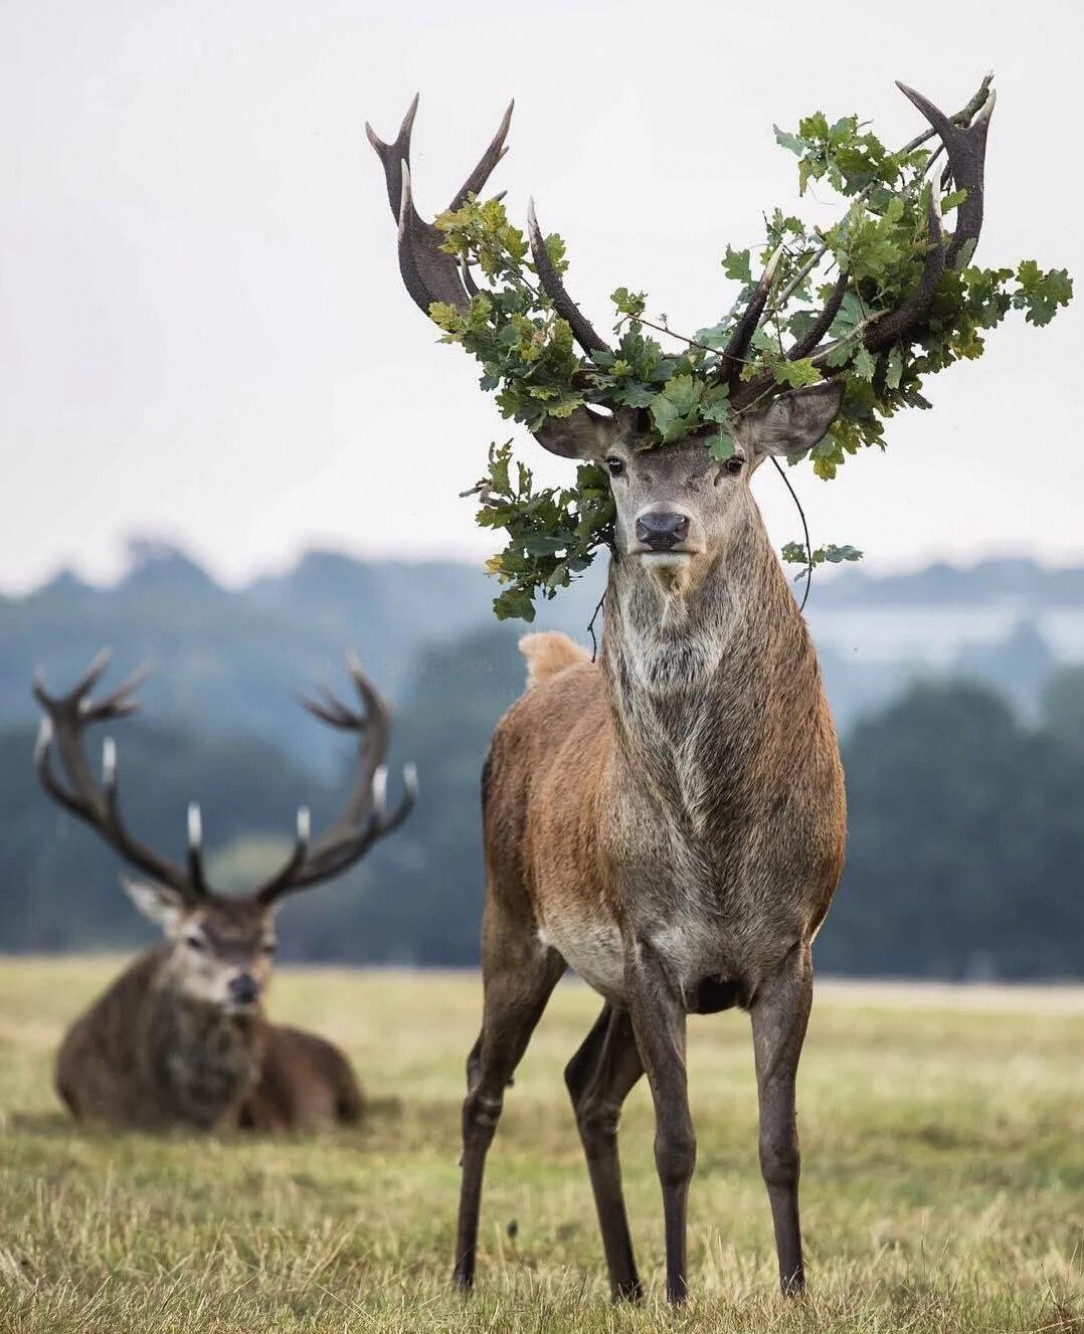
[750,943,814,1296]
[625,939,695,1304]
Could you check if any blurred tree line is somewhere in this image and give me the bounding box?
[3,619,1082,979]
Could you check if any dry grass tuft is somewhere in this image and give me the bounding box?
[0,959,1080,1332]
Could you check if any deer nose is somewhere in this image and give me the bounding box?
[229,973,260,1006]
[635,511,690,552]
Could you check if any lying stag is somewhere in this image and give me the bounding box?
[368,80,992,1299]
[34,652,415,1133]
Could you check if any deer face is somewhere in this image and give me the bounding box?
[124,879,277,1013]
[534,383,843,589]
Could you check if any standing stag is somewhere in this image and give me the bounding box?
[368,79,992,1300]
[34,652,415,1133]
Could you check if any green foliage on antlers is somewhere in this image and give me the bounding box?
[434,81,1071,621]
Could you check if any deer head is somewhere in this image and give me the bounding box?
[33,651,417,1013]
[120,874,280,1012]
[524,385,844,593]
[367,83,993,594]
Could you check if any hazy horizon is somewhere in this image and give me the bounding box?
[3,0,1081,595]
[7,529,1082,602]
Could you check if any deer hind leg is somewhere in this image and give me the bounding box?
[565,1003,644,1301]
[452,939,564,1292]
[750,943,814,1296]
[625,938,695,1304]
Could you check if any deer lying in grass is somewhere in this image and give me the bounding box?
[368,80,992,1299]
[34,652,416,1134]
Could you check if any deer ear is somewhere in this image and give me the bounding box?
[121,876,189,933]
[532,406,613,460]
[736,381,844,463]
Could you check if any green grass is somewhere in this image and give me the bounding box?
[0,959,1081,1332]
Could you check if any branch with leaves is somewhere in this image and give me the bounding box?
[421,77,1071,620]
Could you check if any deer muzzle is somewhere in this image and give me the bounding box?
[634,510,692,554]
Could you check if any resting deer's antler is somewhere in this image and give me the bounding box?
[367,96,611,359]
[254,654,417,904]
[32,650,204,897]
[33,652,416,904]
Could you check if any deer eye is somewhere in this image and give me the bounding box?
[185,934,205,952]
[605,456,625,478]
[262,942,277,957]
[724,455,745,476]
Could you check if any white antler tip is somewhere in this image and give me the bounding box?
[297,806,311,843]
[34,717,54,759]
[372,764,389,815]
[929,172,944,223]
[102,737,117,783]
[763,244,784,284]
[397,162,412,230]
[187,802,203,849]
[403,762,419,795]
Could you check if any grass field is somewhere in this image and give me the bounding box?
[0,958,1081,1333]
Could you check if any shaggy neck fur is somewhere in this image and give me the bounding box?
[602,489,826,837]
[148,984,264,1129]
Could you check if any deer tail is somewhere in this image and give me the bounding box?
[518,632,591,689]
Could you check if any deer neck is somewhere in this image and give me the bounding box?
[148,976,265,1128]
[601,492,820,820]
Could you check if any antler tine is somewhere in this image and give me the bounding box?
[367,94,512,222]
[896,81,994,268]
[271,760,419,896]
[461,256,481,299]
[84,661,154,722]
[186,803,210,897]
[34,717,90,819]
[728,77,993,417]
[786,270,850,363]
[298,685,358,731]
[527,198,611,358]
[66,647,113,705]
[365,93,419,222]
[719,245,784,392]
[255,659,415,904]
[449,100,514,212]
[397,162,475,314]
[247,806,311,906]
[33,648,113,712]
[369,98,517,319]
[32,655,203,898]
[861,178,945,355]
[379,761,418,837]
[345,652,391,752]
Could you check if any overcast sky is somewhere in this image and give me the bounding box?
[1,0,1080,593]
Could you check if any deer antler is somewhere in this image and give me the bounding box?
[34,653,416,905]
[254,654,417,904]
[367,97,611,360]
[526,199,611,357]
[32,651,204,897]
[366,96,513,317]
[727,79,995,412]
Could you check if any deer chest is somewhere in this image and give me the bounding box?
[149,1002,260,1129]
